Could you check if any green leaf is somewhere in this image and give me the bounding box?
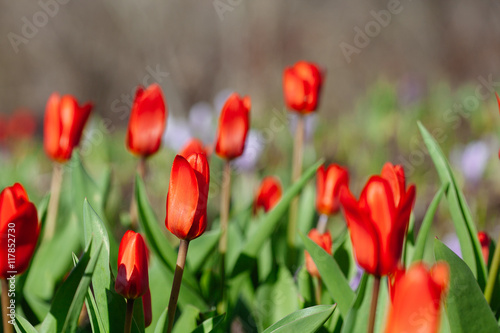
[340,274,369,333]
[40,240,102,333]
[418,122,487,287]
[83,200,144,333]
[186,230,220,273]
[262,305,336,333]
[230,159,323,276]
[255,266,300,330]
[434,240,500,333]
[173,305,200,333]
[412,182,448,263]
[191,314,225,333]
[297,183,316,236]
[154,307,168,333]
[14,316,38,333]
[300,233,355,317]
[135,175,199,290]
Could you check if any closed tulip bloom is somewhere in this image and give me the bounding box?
[304,229,332,278]
[215,93,250,160]
[385,262,449,333]
[179,138,209,159]
[283,61,323,113]
[316,164,349,216]
[44,93,93,162]
[340,163,416,276]
[0,184,39,278]
[478,231,491,265]
[165,154,210,240]
[126,84,167,157]
[115,231,149,300]
[254,176,282,213]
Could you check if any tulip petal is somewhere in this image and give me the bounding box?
[165,156,199,239]
[0,183,28,230]
[185,153,210,240]
[381,163,405,206]
[44,93,63,160]
[340,187,379,275]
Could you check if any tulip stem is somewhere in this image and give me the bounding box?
[130,157,147,228]
[43,163,63,242]
[166,239,189,333]
[368,276,381,333]
[484,231,500,304]
[287,114,305,267]
[314,277,322,305]
[218,161,231,303]
[124,299,134,333]
[2,278,13,333]
[317,214,328,234]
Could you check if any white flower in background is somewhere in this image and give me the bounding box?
[163,117,192,152]
[231,130,264,172]
[451,140,491,184]
[443,232,462,258]
[189,102,215,144]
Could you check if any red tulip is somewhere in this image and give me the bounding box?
[215,93,250,160]
[44,93,93,162]
[385,262,449,333]
[283,61,323,113]
[165,154,210,240]
[126,84,167,157]
[316,164,349,216]
[478,231,491,265]
[254,176,282,214]
[115,231,149,300]
[0,114,7,144]
[7,109,37,141]
[0,183,39,278]
[179,138,209,159]
[340,163,416,276]
[304,229,332,278]
[142,287,152,327]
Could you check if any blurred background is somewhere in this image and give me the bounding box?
[1,0,500,245]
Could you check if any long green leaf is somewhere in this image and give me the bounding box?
[262,305,336,333]
[186,230,221,273]
[229,160,323,276]
[418,122,487,287]
[14,316,38,333]
[300,233,354,317]
[434,240,500,333]
[40,240,102,333]
[412,182,448,263]
[191,314,225,333]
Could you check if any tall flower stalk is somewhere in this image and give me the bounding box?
[164,154,210,332]
[283,61,323,265]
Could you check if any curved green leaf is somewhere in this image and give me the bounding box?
[229,160,323,277]
[14,316,38,333]
[191,314,225,333]
[262,305,336,333]
[300,233,354,317]
[418,122,487,287]
[412,182,448,263]
[434,240,500,333]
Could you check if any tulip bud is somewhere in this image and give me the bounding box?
[385,262,449,333]
[126,84,167,157]
[165,154,210,240]
[304,229,332,278]
[316,164,349,216]
[179,138,209,159]
[215,93,250,160]
[340,163,416,276]
[478,231,491,265]
[283,61,323,114]
[254,176,282,214]
[0,183,39,278]
[115,231,149,300]
[44,93,93,162]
